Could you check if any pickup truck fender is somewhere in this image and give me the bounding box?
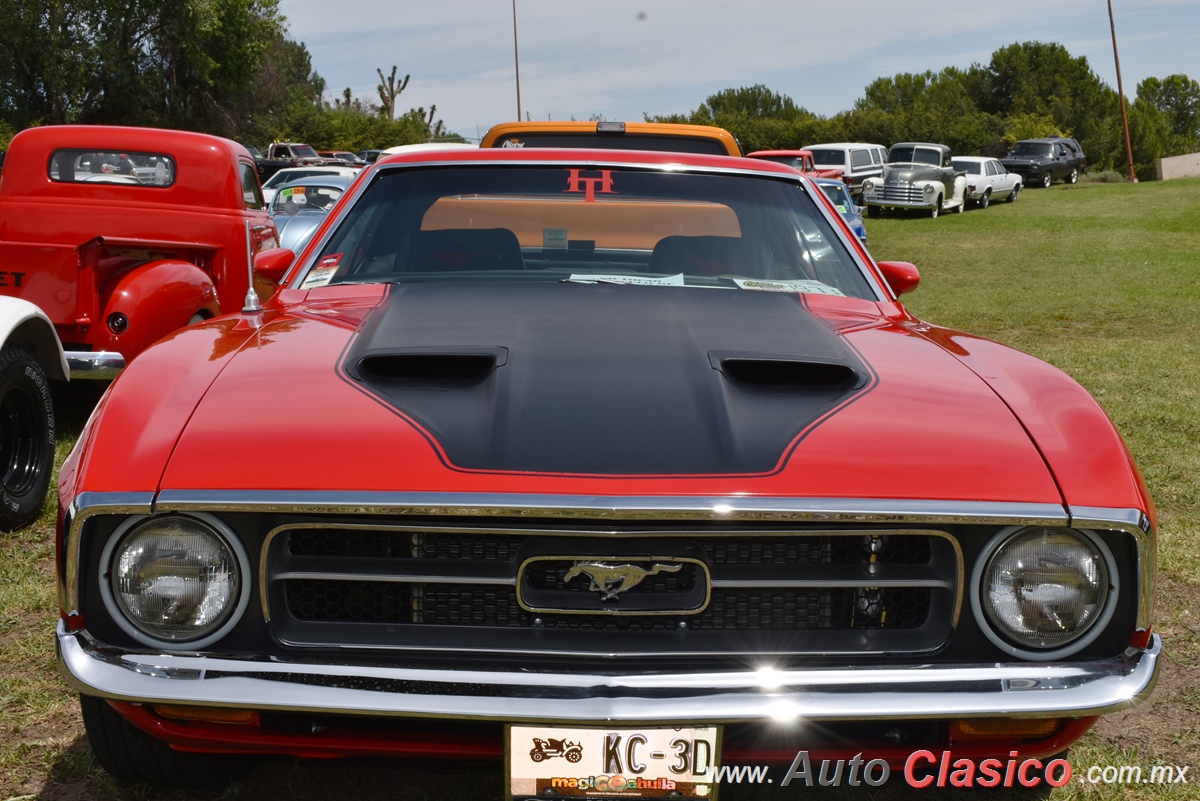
[952,174,969,204]
[0,296,69,381]
[99,260,221,359]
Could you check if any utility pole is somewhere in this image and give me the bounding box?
[1108,0,1138,182]
[512,0,522,121]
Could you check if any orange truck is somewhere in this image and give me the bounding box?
[480,121,742,156]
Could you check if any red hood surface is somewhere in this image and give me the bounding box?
[152,286,1062,503]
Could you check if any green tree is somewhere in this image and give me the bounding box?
[1137,74,1200,151]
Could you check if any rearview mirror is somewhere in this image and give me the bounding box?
[876,260,920,296]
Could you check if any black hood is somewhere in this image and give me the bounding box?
[341,282,874,475]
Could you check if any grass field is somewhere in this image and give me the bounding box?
[2,178,1198,800]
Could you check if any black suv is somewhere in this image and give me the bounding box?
[1000,137,1086,187]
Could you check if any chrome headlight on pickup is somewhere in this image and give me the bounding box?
[972,527,1117,659]
[100,514,250,648]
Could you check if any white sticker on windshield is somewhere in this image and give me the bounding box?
[568,273,686,286]
[732,278,846,296]
[300,254,341,289]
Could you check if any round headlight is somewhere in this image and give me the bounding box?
[101,515,249,648]
[973,527,1116,659]
[923,184,935,195]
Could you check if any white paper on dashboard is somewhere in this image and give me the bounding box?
[731,278,846,296]
[568,273,686,286]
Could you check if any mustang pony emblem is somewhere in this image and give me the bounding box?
[563,562,682,601]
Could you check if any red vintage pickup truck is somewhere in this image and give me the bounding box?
[0,126,278,377]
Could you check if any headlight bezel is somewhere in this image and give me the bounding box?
[970,526,1119,661]
[98,513,251,650]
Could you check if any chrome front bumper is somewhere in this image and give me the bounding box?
[58,624,1161,724]
[65,350,125,380]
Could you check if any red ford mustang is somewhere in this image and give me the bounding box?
[56,148,1159,795]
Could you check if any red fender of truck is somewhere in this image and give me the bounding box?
[97,260,221,360]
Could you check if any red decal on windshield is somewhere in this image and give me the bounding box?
[564,169,616,202]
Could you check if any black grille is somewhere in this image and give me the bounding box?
[285,580,931,631]
[701,535,929,565]
[287,529,524,561]
[269,526,956,656]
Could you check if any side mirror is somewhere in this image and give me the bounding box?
[877,260,920,296]
[253,247,295,283]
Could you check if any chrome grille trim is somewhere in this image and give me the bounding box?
[260,523,963,655]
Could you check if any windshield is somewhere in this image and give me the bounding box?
[952,160,982,175]
[1009,142,1054,158]
[808,149,845,166]
[299,166,876,299]
[819,183,853,211]
[888,146,941,165]
[271,184,345,215]
[292,145,320,158]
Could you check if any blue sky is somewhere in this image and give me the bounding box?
[281,0,1200,141]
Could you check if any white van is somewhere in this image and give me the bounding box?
[802,143,888,200]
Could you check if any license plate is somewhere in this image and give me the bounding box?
[507,724,721,799]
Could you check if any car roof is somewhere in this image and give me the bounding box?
[813,177,850,187]
[373,146,801,177]
[803,143,885,149]
[272,166,358,175]
[952,156,993,162]
[381,143,477,155]
[273,174,355,189]
[746,150,814,157]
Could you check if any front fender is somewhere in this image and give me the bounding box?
[98,260,221,360]
[0,296,69,381]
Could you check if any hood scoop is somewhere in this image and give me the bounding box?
[353,348,507,385]
[341,283,876,475]
[709,351,865,390]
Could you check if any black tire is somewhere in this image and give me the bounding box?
[866,205,882,219]
[1008,184,1021,203]
[1067,167,1079,184]
[0,343,54,531]
[80,694,242,790]
[1041,171,1052,188]
[978,190,991,210]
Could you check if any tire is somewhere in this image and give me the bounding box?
[1007,184,1020,203]
[1067,167,1079,184]
[530,750,545,763]
[930,197,941,219]
[567,749,583,764]
[978,190,991,210]
[0,343,54,531]
[80,695,242,790]
[1041,171,1052,188]
[866,205,882,219]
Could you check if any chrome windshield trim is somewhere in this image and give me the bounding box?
[1070,506,1157,631]
[58,624,1161,724]
[64,492,157,611]
[155,490,1068,526]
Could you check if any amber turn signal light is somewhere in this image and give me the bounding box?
[152,704,260,726]
[951,718,1061,740]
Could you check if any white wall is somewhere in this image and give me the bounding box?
[1156,152,1200,180]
